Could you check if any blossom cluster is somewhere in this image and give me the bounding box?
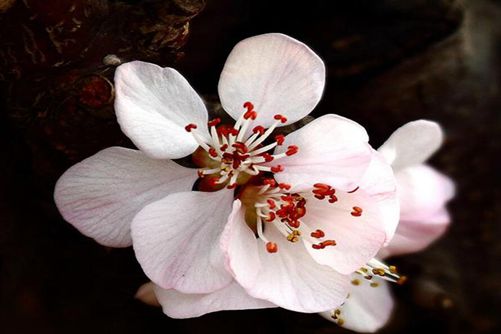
[54,33,454,333]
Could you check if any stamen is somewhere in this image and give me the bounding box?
[208,118,221,127]
[273,114,287,123]
[275,134,285,145]
[271,165,284,173]
[351,206,363,217]
[266,242,278,253]
[310,229,325,238]
[184,123,197,132]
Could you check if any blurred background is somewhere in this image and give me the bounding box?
[0,0,499,333]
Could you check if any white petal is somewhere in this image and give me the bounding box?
[54,147,197,247]
[378,165,454,258]
[358,150,400,245]
[115,61,209,159]
[218,33,325,127]
[274,114,372,192]
[302,188,387,274]
[397,165,455,222]
[320,276,394,333]
[378,120,443,171]
[131,190,234,293]
[221,201,350,313]
[154,281,276,318]
[378,210,450,259]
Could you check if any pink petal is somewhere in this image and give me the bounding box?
[358,150,400,245]
[378,120,443,171]
[378,165,454,258]
[115,61,209,159]
[274,114,372,192]
[397,165,455,222]
[221,201,350,313]
[131,190,234,293]
[154,281,276,318]
[378,210,450,259]
[54,147,197,247]
[301,188,387,274]
[319,276,394,333]
[218,33,325,128]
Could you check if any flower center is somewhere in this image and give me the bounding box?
[241,180,354,254]
[185,102,298,189]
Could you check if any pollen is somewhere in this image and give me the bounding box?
[266,242,278,253]
[351,206,363,217]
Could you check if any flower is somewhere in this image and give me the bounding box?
[54,33,399,316]
[319,120,455,333]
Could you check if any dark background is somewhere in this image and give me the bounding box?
[0,0,500,333]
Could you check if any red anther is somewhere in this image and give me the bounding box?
[314,194,325,200]
[185,123,197,132]
[263,178,276,186]
[278,183,291,190]
[273,114,287,123]
[328,195,338,203]
[274,134,285,145]
[312,243,323,250]
[271,165,284,173]
[208,118,221,127]
[217,125,239,137]
[280,195,294,202]
[232,142,249,153]
[253,125,265,135]
[310,229,325,238]
[261,153,274,162]
[266,242,278,253]
[320,240,337,247]
[220,144,228,151]
[265,212,276,222]
[288,220,300,228]
[348,186,359,193]
[227,183,237,189]
[266,199,276,209]
[351,206,363,217]
[243,101,254,112]
[208,147,218,157]
[313,183,331,189]
[285,145,299,156]
[244,110,257,120]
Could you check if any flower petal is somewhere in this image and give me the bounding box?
[397,165,454,222]
[54,147,197,247]
[319,276,394,333]
[378,120,443,171]
[378,210,450,259]
[274,114,372,192]
[153,281,276,318]
[358,150,400,245]
[221,200,350,313]
[218,33,325,127]
[131,190,234,293]
[301,188,387,274]
[115,61,209,159]
[378,165,454,258]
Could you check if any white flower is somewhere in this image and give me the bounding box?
[55,33,399,316]
[319,120,455,333]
